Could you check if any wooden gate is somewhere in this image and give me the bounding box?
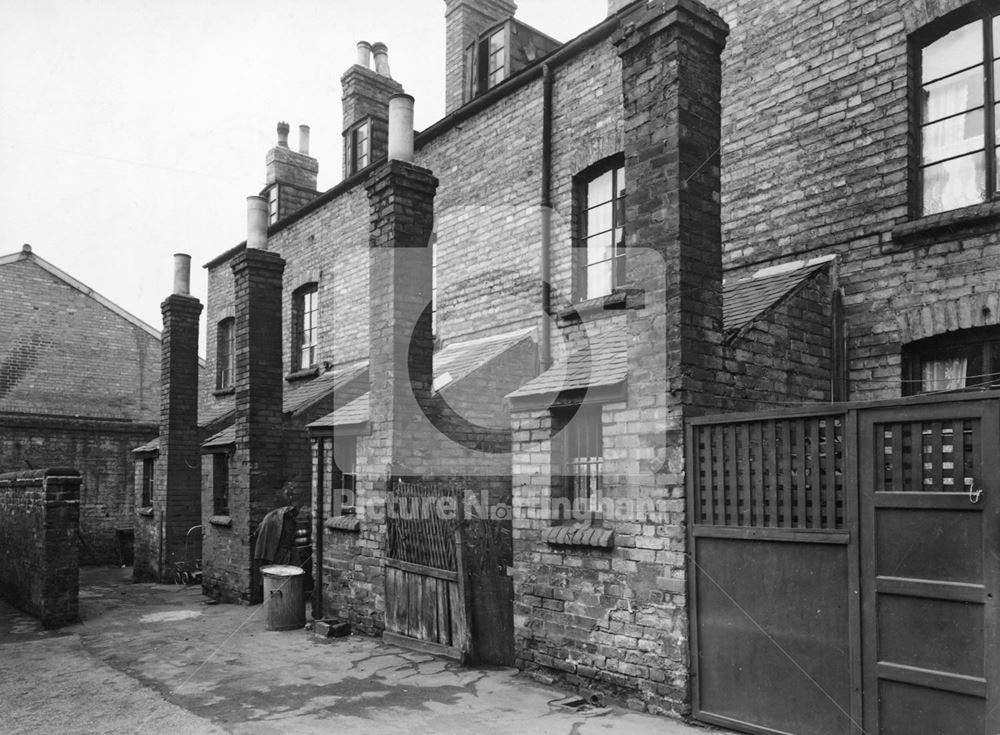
[687,395,1000,735]
[687,409,861,735]
[859,402,1000,734]
[382,481,471,661]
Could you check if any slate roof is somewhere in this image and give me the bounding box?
[308,393,370,430]
[202,425,235,450]
[284,362,368,416]
[308,329,535,429]
[132,437,159,454]
[507,330,627,400]
[723,260,830,333]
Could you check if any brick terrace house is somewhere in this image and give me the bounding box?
[0,244,159,564]
[138,0,1000,732]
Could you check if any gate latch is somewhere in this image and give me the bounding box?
[969,483,983,504]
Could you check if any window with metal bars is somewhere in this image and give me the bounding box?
[916,4,1000,215]
[292,283,318,371]
[562,404,604,514]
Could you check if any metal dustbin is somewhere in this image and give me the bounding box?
[261,565,306,631]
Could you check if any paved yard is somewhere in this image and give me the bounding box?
[0,567,729,734]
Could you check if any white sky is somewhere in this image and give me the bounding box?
[0,0,607,350]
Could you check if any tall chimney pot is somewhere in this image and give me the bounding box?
[356,41,373,68]
[172,253,191,295]
[276,121,290,148]
[372,42,391,77]
[388,94,415,163]
[247,196,269,249]
[298,124,311,155]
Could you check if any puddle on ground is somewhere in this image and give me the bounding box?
[139,610,202,623]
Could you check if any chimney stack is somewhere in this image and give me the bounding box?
[372,42,391,76]
[342,40,405,179]
[357,41,373,68]
[263,121,319,221]
[388,94,415,163]
[173,253,191,295]
[247,196,269,249]
[444,0,517,114]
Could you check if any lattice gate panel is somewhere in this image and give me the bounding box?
[691,414,846,529]
[876,418,979,494]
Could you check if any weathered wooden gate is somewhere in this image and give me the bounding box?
[687,394,1000,735]
[382,481,471,661]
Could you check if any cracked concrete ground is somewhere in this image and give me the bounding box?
[0,567,728,734]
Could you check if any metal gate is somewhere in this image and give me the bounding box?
[687,395,1000,735]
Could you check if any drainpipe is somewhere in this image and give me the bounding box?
[312,438,324,619]
[539,64,554,371]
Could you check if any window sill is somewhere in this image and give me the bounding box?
[209,515,232,528]
[212,386,234,397]
[542,522,614,549]
[285,366,320,383]
[557,289,644,326]
[137,507,154,518]
[891,200,1000,245]
[325,515,361,533]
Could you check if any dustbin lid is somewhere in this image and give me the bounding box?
[260,565,304,577]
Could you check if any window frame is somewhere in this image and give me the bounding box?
[552,403,605,521]
[215,317,235,391]
[141,457,154,508]
[574,154,627,302]
[465,21,510,101]
[267,185,279,224]
[902,325,1000,394]
[332,436,358,516]
[212,451,230,517]
[349,119,371,175]
[913,4,1000,216]
[291,283,319,372]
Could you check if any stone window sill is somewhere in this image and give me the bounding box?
[557,289,643,326]
[285,366,320,383]
[137,507,154,518]
[891,200,1000,245]
[212,386,234,397]
[542,522,614,548]
[209,515,232,528]
[325,515,360,533]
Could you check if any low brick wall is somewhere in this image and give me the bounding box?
[0,468,82,627]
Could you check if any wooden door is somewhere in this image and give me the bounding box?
[859,401,1000,734]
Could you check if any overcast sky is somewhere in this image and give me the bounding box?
[0,0,607,350]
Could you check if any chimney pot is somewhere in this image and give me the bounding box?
[247,196,269,250]
[173,253,191,295]
[372,42,391,77]
[388,93,415,163]
[356,41,373,68]
[21,243,31,254]
[298,124,311,155]
[276,121,290,147]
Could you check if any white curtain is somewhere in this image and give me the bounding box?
[924,75,981,212]
[922,357,968,391]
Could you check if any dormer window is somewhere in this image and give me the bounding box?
[463,20,560,103]
[349,120,371,175]
[466,26,507,100]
